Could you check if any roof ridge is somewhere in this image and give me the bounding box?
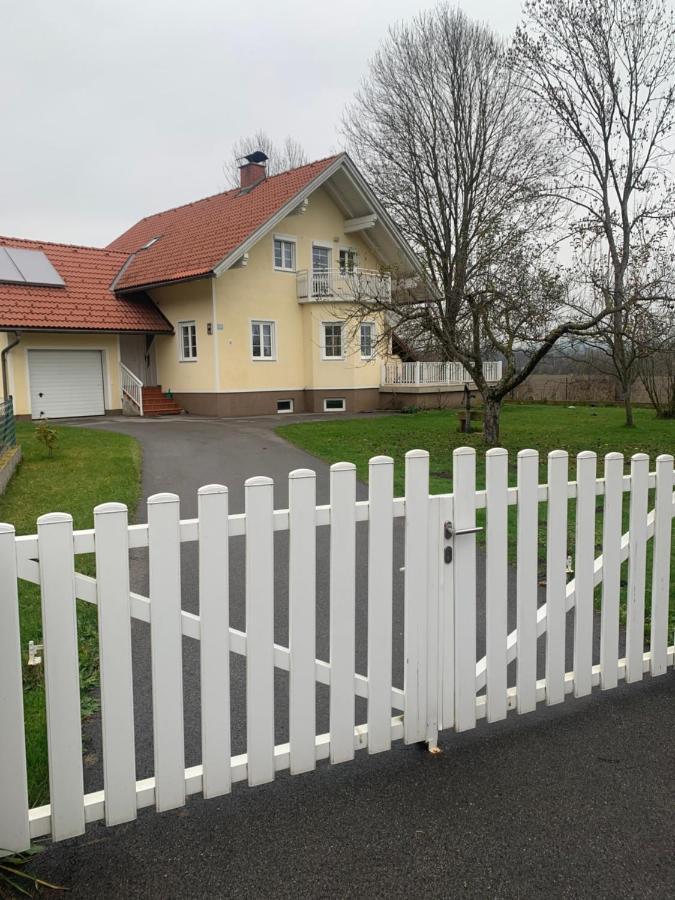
[0,234,128,256]
[128,153,344,226]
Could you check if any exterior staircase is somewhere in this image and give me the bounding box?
[141,385,184,416]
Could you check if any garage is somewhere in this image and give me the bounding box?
[28,349,106,419]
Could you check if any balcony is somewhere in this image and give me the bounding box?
[296,268,392,303]
[381,360,503,390]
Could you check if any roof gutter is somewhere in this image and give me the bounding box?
[1,330,20,400]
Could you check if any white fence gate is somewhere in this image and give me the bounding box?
[1,448,673,852]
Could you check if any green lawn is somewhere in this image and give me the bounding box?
[279,404,674,632]
[0,422,141,808]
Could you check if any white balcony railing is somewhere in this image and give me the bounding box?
[296,268,392,303]
[381,360,503,387]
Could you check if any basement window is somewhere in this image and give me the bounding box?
[277,399,294,414]
[323,398,346,412]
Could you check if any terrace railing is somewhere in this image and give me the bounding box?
[381,360,503,387]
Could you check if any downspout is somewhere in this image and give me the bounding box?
[1,331,20,400]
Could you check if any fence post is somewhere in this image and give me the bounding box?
[545,450,568,706]
[94,502,136,826]
[147,493,185,811]
[626,454,649,683]
[486,448,508,722]
[0,523,30,853]
[573,451,596,698]
[600,453,624,690]
[245,476,275,785]
[198,484,231,799]
[367,456,394,754]
[453,447,477,732]
[403,450,429,744]
[37,512,85,841]
[649,454,673,676]
[516,450,539,714]
[329,462,356,764]
[289,469,317,775]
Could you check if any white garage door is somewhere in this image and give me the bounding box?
[28,350,105,419]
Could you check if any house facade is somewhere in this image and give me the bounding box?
[1,152,499,419]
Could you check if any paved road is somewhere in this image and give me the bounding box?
[30,414,674,898]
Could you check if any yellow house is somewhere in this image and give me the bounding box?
[0,152,423,419]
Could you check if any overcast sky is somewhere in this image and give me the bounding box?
[0,0,523,247]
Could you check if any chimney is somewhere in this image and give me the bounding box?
[239,150,269,190]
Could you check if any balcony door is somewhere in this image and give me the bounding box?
[312,244,332,296]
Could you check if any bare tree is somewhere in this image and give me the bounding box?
[342,4,615,444]
[637,301,675,418]
[512,0,675,426]
[225,130,308,187]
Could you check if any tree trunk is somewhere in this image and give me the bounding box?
[623,380,634,427]
[483,396,502,446]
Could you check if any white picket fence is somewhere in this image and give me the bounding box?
[381,360,503,386]
[1,448,673,852]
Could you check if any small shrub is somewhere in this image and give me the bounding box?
[35,419,58,457]
[400,405,422,415]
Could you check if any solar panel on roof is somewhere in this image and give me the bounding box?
[0,246,65,287]
[0,246,24,283]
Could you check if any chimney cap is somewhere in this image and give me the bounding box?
[239,150,269,165]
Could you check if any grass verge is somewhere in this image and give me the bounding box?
[0,422,141,808]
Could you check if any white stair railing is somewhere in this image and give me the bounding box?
[120,362,143,416]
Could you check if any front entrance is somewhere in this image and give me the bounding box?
[119,334,157,385]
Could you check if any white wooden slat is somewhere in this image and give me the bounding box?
[453,447,477,732]
[573,452,596,698]
[425,496,442,745]
[438,494,454,732]
[600,453,623,690]
[625,454,649,683]
[329,462,356,764]
[367,455,394,754]
[485,448,508,723]
[289,469,317,774]
[403,450,429,744]
[37,512,85,841]
[147,493,186,811]
[94,503,136,826]
[0,523,30,853]
[545,451,568,706]
[649,455,673,676]
[198,484,231,799]
[245,476,275,785]
[516,450,539,714]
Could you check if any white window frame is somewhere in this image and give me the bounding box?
[360,321,376,359]
[250,319,277,361]
[321,321,344,360]
[323,397,346,412]
[178,320,198,362]
[276,399,294,414]
[273,234,297,272]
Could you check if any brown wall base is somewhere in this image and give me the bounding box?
[173,388,386,418]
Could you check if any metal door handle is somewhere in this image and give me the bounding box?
[444,521,483,539]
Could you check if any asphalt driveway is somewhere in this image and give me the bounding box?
[30,414,675,898]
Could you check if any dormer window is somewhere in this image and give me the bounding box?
[273,235,296,272]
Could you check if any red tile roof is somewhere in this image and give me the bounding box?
[107,155,342,290]
[0,236,172,333]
